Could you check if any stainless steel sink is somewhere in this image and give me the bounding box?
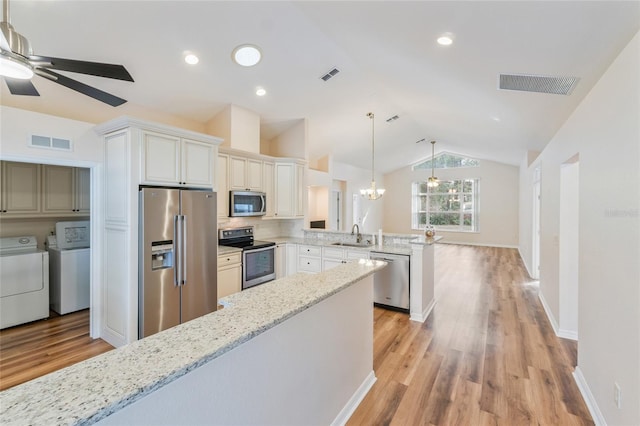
[331,242,373,248]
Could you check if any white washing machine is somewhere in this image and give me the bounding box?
[0,236,50,329]
[48,221,91,315]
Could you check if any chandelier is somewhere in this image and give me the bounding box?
[427,140,439,188]
[360,112,385,200]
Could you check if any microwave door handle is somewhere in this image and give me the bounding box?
[261,194,266,212]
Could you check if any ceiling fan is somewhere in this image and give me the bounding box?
[0,0,133,106]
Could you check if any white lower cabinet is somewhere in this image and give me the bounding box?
[217,251,242,302]
[297,244,321,274]
[322,247,369,271]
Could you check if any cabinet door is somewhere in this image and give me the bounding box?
[1,161,41,214]
[322,258,344,271]
[274,163,294,217]
[141,132,181,185]
[217,154,229,218]
[75,168,91,213]
[42,165,75,213]
[247,159,263,191]
[285,244,297,276]
[218,264,242,301]
[275,244,286,279]
[295,163,305,217]
[181,138,214,187]
[229,156,247,190]
[263,161,274,218]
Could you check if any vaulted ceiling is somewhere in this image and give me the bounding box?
[1,1,638,172]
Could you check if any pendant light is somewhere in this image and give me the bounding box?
[427,140,439,188]
[360,112,385,200]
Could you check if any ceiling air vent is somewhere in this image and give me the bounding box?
[499,73,580,95]
[320,67,340,82]
[29,134,72,151]
[386,115,400,123]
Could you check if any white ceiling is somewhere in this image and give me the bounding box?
[1,1,639,173]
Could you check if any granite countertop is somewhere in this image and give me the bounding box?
[0,261,386,426]
[270,235,442,256]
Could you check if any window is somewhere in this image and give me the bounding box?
[412,179,479,232]
[413,152,479,171]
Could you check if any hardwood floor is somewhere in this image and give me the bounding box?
[0,309,114,391]
[348,244,593,426]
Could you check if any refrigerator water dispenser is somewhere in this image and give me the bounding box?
[151,241,174,270]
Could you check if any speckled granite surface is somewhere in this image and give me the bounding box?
[0,260,386,426]
[271,234,442,256]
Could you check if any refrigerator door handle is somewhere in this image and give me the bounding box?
[182,215,187,285]
[173,215,180,287]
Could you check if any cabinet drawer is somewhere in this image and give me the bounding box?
[346,250,369,261]
[298,245,321,257]
[322,247,345,260]
[298,256,321,273]
[217,252,242,267]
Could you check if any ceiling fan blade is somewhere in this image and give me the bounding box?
[29,55,134,82]
[4,77,40,95]
[35,68,127,107]
[0,27,10,52]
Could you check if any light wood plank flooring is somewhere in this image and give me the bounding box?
[0,309,114,391]
[348,244,593,425]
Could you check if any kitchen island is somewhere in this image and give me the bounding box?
[273,230,442,322]
[0,260,386,426]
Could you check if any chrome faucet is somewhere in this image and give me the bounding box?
[351,224,362,243]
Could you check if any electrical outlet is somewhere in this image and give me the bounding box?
[614,382,622,409]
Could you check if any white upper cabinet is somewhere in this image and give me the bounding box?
[42,165,90,215]
[229,156,262,191]
[141,131,215,188]
[0,161,40,215]
[263,161,274,218]
[217,153,229,218]
[274,160,305,219]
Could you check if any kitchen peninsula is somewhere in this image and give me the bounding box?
[0,261,386,426]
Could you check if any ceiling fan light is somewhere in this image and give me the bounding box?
[0,54,33,79]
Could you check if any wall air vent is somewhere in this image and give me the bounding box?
[320,67,340,82]
[29,134,72,151]
[386,115,400,123]
[499,73,580,95]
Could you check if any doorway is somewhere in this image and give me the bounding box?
[559,157,579,340]
[330,180,346,231]
[532,167,541,280]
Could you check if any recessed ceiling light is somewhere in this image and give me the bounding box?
[184,54,199,65]
[232,44,262,67]
[437,34,454,46]
[256,87,266,96]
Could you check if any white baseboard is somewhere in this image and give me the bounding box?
[537,291,560,336]
[438,240,519,249]
[558,328,578,341]
[331,370,377,426]
[410,299,436,323]
[573,366,606,426]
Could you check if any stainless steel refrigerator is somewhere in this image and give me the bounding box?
[139,187,217,339]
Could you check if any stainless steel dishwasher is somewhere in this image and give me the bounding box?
[370,252,410,312]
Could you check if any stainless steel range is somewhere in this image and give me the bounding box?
[218,226,276,290]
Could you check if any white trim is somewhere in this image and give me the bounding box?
[538,291,560,336]
[573,366,606,426]
[331,370,377,426]
[410,298,436,323]
[518,247,535,279]
[558,328,578,341]
[438,241,519,249]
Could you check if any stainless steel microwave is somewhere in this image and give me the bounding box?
[229,190,266,217]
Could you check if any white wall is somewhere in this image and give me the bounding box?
[0,105,104,338]
[383,158,519,247]
[519,31,639,425]
[331,161,384,234]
